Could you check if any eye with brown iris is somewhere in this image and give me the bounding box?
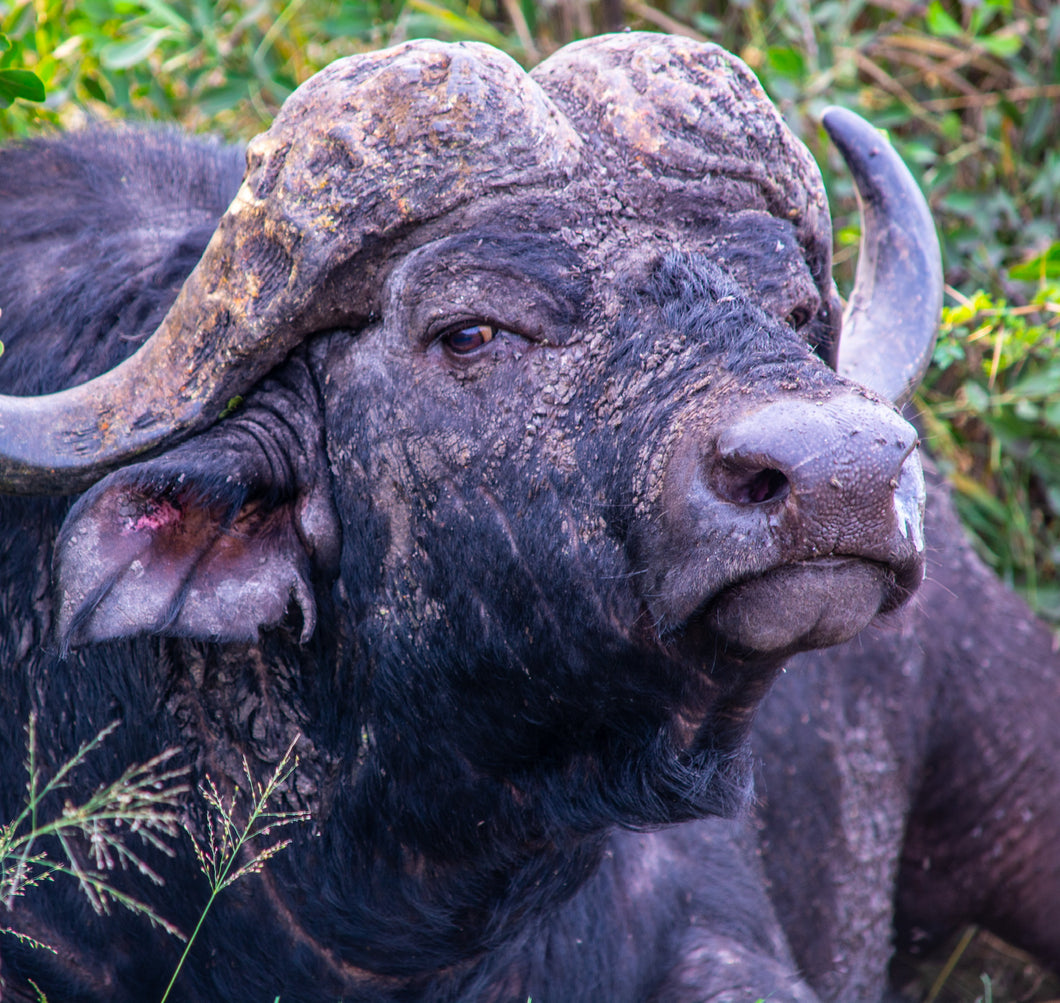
[442,323,497,355]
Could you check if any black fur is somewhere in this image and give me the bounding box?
[2,125,1059,1003]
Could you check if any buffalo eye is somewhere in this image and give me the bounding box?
[441,323,498,355]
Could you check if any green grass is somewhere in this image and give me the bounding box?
[0,716,308,1002]
[161,739,308,1002]
[0,715,188,947]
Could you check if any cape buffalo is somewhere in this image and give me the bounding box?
[1,31,1057,1002]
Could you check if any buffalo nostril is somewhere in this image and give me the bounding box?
[710,453,792,507]
[732,466,790,506]
[708,396,919,518]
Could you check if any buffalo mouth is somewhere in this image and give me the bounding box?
[672,556,917,665]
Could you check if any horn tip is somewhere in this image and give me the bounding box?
[820,106,878,150]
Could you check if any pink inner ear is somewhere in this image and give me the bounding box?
[58,483,317,646]
[127,498,182,533]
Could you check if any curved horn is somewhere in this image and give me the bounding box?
[0,40,581,496]
[532,33,834,278]
[823,106,943,404]
[0,235,301,496]
[532,32,844,340]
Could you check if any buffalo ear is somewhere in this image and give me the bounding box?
[55,437,339,650]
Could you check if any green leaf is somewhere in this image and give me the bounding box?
[1014,398,1040,422]
[198,79,251,116]
[0,68,46,104]
[955,479,1010,523]
[1009,366,1060,401]
[80,0,118,19]
[82,75,107,102]
[1050,5,1060,49]
[981,32,1022,58]
[693,13,723,34]
[938,112,964,143]
[942,190,984,218]
[903,140,937,166]
[765,45,806,79]
[925,1,962,38]
[320,11,379,37]
[961,380,991,414]
[219,395,244,419]
[835,223,861,249]
[933,337,966,371]
[135,0,190,33]
[100,29,170,70]
[404,0,512,50]
[967,1,1005,37]
[1010,243,1060,281]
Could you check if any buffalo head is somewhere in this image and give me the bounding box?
[0,32,939,857]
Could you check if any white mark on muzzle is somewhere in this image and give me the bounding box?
[893,452,926,553]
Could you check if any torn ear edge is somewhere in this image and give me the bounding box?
[55,460,340,652]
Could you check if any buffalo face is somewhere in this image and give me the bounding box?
[2,34,937,832]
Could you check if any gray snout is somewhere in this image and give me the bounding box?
[713,395,924,564]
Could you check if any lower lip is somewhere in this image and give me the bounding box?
[683,558,892,660]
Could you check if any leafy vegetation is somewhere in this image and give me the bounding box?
[918,267,1060,615]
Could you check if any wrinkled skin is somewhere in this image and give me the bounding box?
[0,34,1058,1003]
